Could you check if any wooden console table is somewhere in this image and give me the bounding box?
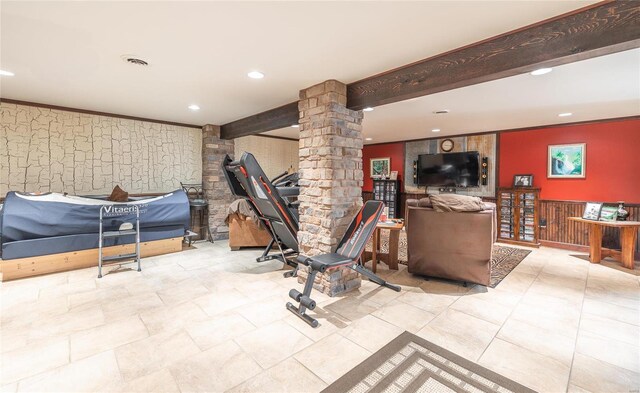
[568,217,640,269]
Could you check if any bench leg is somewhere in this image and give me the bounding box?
[286,270,319,328]
[351,264,401,292]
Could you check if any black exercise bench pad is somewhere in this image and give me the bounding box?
[297,253,353,273]
[336,201,384,261]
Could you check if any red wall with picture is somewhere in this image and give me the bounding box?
[362,143,405,192]
[499,118,640,203]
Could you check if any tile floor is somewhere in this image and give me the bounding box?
[1,241,639,392]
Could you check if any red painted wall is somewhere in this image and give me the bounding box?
[363,143,405,192]
[499,119,640,203]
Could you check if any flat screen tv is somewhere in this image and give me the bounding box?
[417,151,480,187]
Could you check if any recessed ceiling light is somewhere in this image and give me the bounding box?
[247,71,264,79]
[363,107,374,112]
[432,128,441,132]
[291,124,299,128]
[433,110,449,115]
[0,70,15,76]
[531,68,552,76]
[558,112,572,117]
[365,137,373,141]
[188,104,200,111]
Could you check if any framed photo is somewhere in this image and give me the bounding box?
[389,171,398,180]
[599,206,618,222]
[513,174,533,187]
[370,157,390,178]
[582,202,602,221]
[548,143,586,178]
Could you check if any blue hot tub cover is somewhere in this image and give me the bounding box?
[0,190,191,260]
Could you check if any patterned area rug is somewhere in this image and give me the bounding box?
[367,231,531,288]
[322,331,535,393]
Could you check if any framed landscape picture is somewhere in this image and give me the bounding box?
[599,206,618,222]
[582,202,602,221]
[370,157,390,178]
[548,143,586,178]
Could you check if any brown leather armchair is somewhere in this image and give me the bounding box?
[406,198,496,286]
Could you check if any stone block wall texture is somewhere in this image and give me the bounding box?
[0,103,202,196]
[297,80,364,296]
[234,135,298,179]
[202,124,235,240]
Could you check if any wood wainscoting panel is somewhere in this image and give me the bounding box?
[540,200,640,259]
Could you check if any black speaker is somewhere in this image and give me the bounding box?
[413,160,418,184]
[481,157,489,185]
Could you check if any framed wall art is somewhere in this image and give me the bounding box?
[582,202,602,221]
[548,143,586,178]
[513,174,533,187]
[599,206,618,222]
[370,157,390,178]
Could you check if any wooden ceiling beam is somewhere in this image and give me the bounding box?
[221,1,640,139]
[347,1,640,110]
[220,102,299,139]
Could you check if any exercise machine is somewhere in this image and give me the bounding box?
[223,153,401,327]
[287,200,401,327]
[222,152,300,269]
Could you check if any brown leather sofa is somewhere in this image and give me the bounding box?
[406,197,496,286]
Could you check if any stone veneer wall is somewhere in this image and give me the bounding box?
[0,103,202,196]
[234,135,298,179]
[202,125,235,240]
[297,80,364,296]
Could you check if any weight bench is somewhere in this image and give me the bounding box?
[287,200,401,327]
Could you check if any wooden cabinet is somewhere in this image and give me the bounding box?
[373,180,400,219]
[497,187,540,247]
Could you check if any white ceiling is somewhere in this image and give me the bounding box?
[265,48,640,143]
[0,1,597,126]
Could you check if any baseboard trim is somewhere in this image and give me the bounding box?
[539,240,589,252]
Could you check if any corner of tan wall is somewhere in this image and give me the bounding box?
[233,135,299,179]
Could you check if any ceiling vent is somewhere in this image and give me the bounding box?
[433,110,450,115]
[122,55,149,66]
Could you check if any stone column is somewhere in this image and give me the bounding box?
[202,124,234,240]
[297,80,364,296]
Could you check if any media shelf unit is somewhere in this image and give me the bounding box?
[373,179,400,219]
[497,187,540,247]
